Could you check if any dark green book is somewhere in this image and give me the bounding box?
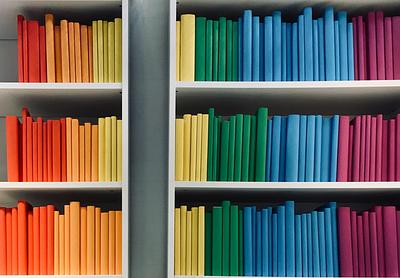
[216,117,222,181]
[219,121,230,181]
[249,115,257,181]
[218,17,227,81]
[212,116,219,181]
[255,108,269,181]
[205,211,212,275]
[222,201,231,275]
[212,21,219,81]
[241,115,251,181]
[232,21,238,81]
[238,209,243,275]
[230,205,239,275]
[205,20,213,81]
[227,116,236,181]
[195,17,206,81]
[226,20,233,81]
[207,108,215,181]
[233,114,243,181]
[212,207,223,275]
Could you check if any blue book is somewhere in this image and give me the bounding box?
[292,22,299,81]
[252,17,260,81]
[324,207,334,277]
[285,201,295,276]
[252,206,256,274]
[243,10,252,81]
[295,215,302,276]
[270,116,281,181]
[324,7,335,80]
[279,117,287,181]
[348,22,355,80]
[330,115,339,181]
[338,11,348,80]
[266,120,272,181]
[244,207,253,276]
[307,213,313,275]
[261,209,269,276]
[313,20,319,81]
[321,117,332,182]
[286,23,292,81]
[282,23,287,81]
[305,115,316,181]
[334,20,340,80]
[264,16,273,81]
[314,115,322,181]
[311,211,320,276]
[301,214,308,276]
[298,15,305,81]
[304,7,314,81]
[256,211,262,275]
[318,18,325,81]
[268,208,273,276]
[238,17,243,81]
[272,213,278,276]
[273,11,282,81]
[277,206,286,276]
[259,22,264,81]
[285,115,300,181]
[318,211,327,277]
[327,202,339,276]
[298,115,307,181]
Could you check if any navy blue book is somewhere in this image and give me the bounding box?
[285,115,300,182]
[305,115,316,181]
[272,213,278,276]
[338,11,348,80]
[243,10,252,81]
[259,22,264,81]
[252,206,256,274]
[268,208,273,276]
[324,7,335,80]
[277,206,286,276]
[244,207,253,275]
[318,211,327,276]
[279,117,287,181]
[330,115,339,181]
[301,214,309,276]
[264,16,273,81]
[270,116,281,181]
[298,115,307,182]
[313,20,319,81]
[324,207,334,277]
[311,211,321,276]
[321,117,332,182]
[318,18,325,81]
[334,20,340,80]
[252,16,260,81]
[295,215,302,276]
[292,22,299,81]
[327,202,339,276]
[286,23,292,81]
[307,213,313,275]
[286,201,295,276]
[281,22,287,81]
[238,17,243,81]
[298,15,305,81]
[314,115,323,181]
[261,209,269,276]
[348,22,355,80]
[273,11,282,81]
[256,211,261,275]
[304,7,314,81]
[266,120,272,181]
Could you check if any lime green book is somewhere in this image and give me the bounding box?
[212,21,219,81]
[222,201,231,275]
[255,108,269,181]
[97,20,104,82]
[207,108,214,181]
[218,17,227,81]
[241,115,251,181]
[205,211,212,275]
[212,207,223,275]
[227,116,236,181]
[114,18,122,82]
[230,205,239,275]
[205,20,213,81]
[249,115,257,181]
[238,209,243,275]
[195,17,206,81]
[234,114,243,181]
[108,21,115,82]
[226,20,233,81]
[232,21,238,81]
[219,121,230,181]
[103,21,108,82]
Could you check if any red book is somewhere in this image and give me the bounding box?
[52,120,61,181]
[357,215,365,276]
[17,15,24,82]
[22,110,29,182]
[363,211,371,276]
[353,116,361,181]
[39,26,47,82]
[17,201,28,274]
[0,208,6,275]
[39,206,47,275]
[376,115,383,181]
[27,210,33,275]
[352,17,359,80]
[372,206,385,276]
[61,119,67,182]
[6,116,20,181]
[370,117,377,181]
[365,115,371,181]
[360,115,366,181]
[47,205,54,274]
[6,209,11,274]
[357,16,366,80]
[11,208,18,274]
[393,17,400,79]
[376,12,385,80]
[37,118,43,181]
[27,21,40,82]
[367,12,377,79]
[27,117,33,181]
[388,119,396,181]
[338,207,353,276]
[385,17,394,79]
[348,124,354,181]
[23,20,28,82]
[382,120,389,181]
[370,212,379,276]
[351,211,359,277]
[396,114,400,181]
[43,123,48,182]
[337,116,350,181]
[47,121,53,182]
[33,122,38,182]
[33,207,39,274]
[383,206,399,276]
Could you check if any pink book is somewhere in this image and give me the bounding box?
[389,119,396,181]
[385,17,394,79]
[376,115,383,181]
[397,211,400,274]
[352,17,359,80]
[363,211,372,276]
[360,115,366,181]
[338,207,353,277]
[365,115,371,181]
[367,12,378,80]
[357,215,366,276]
[396,114,400,181]
[351,211,359,276]
[358,16,366,80]
[337,116,350,181]
[369,212,379,277]
[393,17,400,79]
[372,206,385,277]
[376,12,385,80]
[370,117,377,181]
[382,120,388,181]
[383,206,399,276]
[363,21,368,78]
[353,117,361,181]
[348,124,354,181]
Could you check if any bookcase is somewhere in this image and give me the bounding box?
[0,0,129,277]
[169,0,400,277]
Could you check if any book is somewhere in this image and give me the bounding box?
[338,116,350,181]
[195,17,206,81]
[252,17,260,81]
[273,11,282,81]
[385,17,394,79]
[383,206,399,276]
[81,25,90,82]
[212,207,223,275]
[39,26,47,82]
[181,15,195,81]
[27,21,40,82]
[255,108,268,181]
[60,20,70,82]
[298,115,307,181]
[285,115,300,181]
[339,12,349,80]
[243,11,252,81]
[324,7,335,80]
[304,7,313,81]
[17,16,24,82]
[100,212,109,274]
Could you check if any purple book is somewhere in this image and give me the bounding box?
[348,124,354,181]
[369,212,379,276]
[357,215,365,276]
[365,115,371,181]
[385,17,394,79]
[370,117,377,182]
[383,206,399,276]
[351,211,359,276]
[338,207,353,277]
[360,115,366,182]
[396,114,400,181]
[352,17,359,80]
[393,17,400,79]
[363,211,372,276]
[376,12,385,80]
[337,116,350,181]
[372,206,385,277]
[375,115,383,181]
[382,120,389,181]
[389,119,396,181]
[353,117,361,182]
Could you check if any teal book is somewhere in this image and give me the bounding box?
[213,21,219,81]
[249,115,257,181]
[228,116,236,181]
[232,21,238,81]
[226,20,233,81]
[207,108,215,181]
[230,205,239,275]
[241,115,251,181]
[239,209,244,275]
[195,17,206,81]
[218,17,227,81]
[205,211,212,275]
[205,20,213,81]
[220,121,230,181]
[212,207,223,275]
[234,114,244,181]
[255,108,269,181]
[222,201,231,275]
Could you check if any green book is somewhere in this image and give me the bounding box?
[219,121,230,181]
[226,20,233,81]
[207,108,215,181]
[230,205,239,275]
[212,116,218,181]
[195,17,206,81]
[249,115,257,181]
[238,209,243,276]
[241,115,251,181]
[218,17,227,81]
[227,116,236,181]
[233,114,243,181]
[212,21,219,81]
[216,117,222,181]
[255,108,269,181]
[205,20,213,81]
[222,200,231,275]
[212,207,223,275]
[232,21,238,81]
[205,211,212,275]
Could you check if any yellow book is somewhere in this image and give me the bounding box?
[87,206,95,275]
[201,115,209,181]
[117,120,122,182]
[108,22,115,82]
[114,18,122,82]
[66,117,72,181]
[64,205,70,274]
[59,215,65,275]
[105,117,112,181]
[98,118,105,181]
[180,205,187,274]
[183,115,191,181]
[108,211,116,274]
[54,211,59,275]
[190,116,197,181]
[91,125,99,181]
[198,206,205,275]
[79,125,85,181]
[97,20,104,82]
[72,119,79,182]
[180,14,195,81]
[175,119,184,181]
[103,21,109,82]
[176,21,181,80]
[174,208,181,275]
[186,211,192,275]
[95,208,101,274]
[115,211,122,274]
[85,123,92,182]
[100,212,109,274]
[196,114,202,181]
[191,207,198,275]
[92,21,98,82]
[111,116,117,181]
[80,207,87,275]
[68,22,76,82]
[70,201,80,274]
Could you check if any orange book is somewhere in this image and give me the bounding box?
[11,208,18,274]
[39,26,47,82]
[81,25,89,82]
[52,120,61,181]
[47,205,54,274]
[80,207,87,275]
[74,23,82,82]
[22,115,27,181]
[5,116,20,181]
[27,210,33,274]
[23,19,28,82]
[37,118,43,181]
[17,15,24,82]
[72,119,79,182]
[17,201,28,274]
[60,20,70,82]
[70,202,80,274]
[27,117,33,182]
[45,14,55,82]
[64,205,70,274]
[66,117,72,181]
[91,125,99,181]
[87,206,95,274]
[33,207,40,274]
[43,123,48,182]
[33,122,38,181]
[68,22,76,82]
[59,215,65,274]
[79,125,85,181]
[88,26,93,82]
[54,26,62,82]
[108,211,115,274]
[61,119,67,181]
[39,206,47,274]
[100,212,109,274]
[95,207,101,274]
[0,208,6,275]
[85,123,91,181]
[54,211,59,275]
[47,120,53,181]
[6,209,11,274]
[115,211,122,274]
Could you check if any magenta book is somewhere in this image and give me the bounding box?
[375,115,383,181]
[376,12,385,80]
[338,207,353,277]
[357,215,366,277]
[393,17,400,79]
[351,211,359,276]
[337,116,350,181]
[388,119,396,181]
[367,12,377,80]
[359,115,367,182]
[357,16,366,80]
[382,120,389,181]
[383,206,399,276]
[365,115,371,181]
[363,211,372,276]
[352,117,361,182]
[385,17,394,79]
[372,206,385,277]
[370,117,377,181]
[348,124,354,181]
[352,17,359,80]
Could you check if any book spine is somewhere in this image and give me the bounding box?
[330,115,339,181]
[264,16,273,81]
[351,211,359,276]
[314,116,322,181]
[180,15,195,81]
[311,211,320,276]
[298,116,307,181]
[222,201,230,275]
[235,115,244,181]
[27,21,40,82]
[353,117,361,181]
[285,201,295,276]
[363,212,372,276]
[338,207,353,276]
[273,11,282,81]
[307,213,313,275]
[279,117,287,181]
[317,18,325,80]
[385,17,394,79]
[357,16,366,80]
[281,23,287,81]
[243,11,252,81]
[376,12,385,79]
[243,207,252,275]
[370,117,377,181]
[324,208,334,276]
[337,116,350,181]
[334,20,340,80]
[227,116,236,181]
[238,18,242,81]
[321,117,331,181]
[312,20,319,81]
[232,21,238,81]
[17,15,24,82]
[270,116,281,181]
[301,214,308,276]
[324,7,335,80]
[277,206,286,277]
[352,17,359,80]
[368,12,378,79]
[370,212,379,276]
[252,17,260,81]
[292,22,299,81]
[205,20,213,81]
[285,115,300,181]
[392,17,400,79]
[298,15,305,81]
[218,17,227,81]
[255,108,268,181]
[195,17,206,81]
[397,114,400,181]
[338,12,349,80]
[286,23,292,81]
[265,120,272,181]
[383,206,399,276]
[389,119,396,181]
[230,206,239,275]
[304,7,313,81]
[348,22,355,80]
[318,211,327,276]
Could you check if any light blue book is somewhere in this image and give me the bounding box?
[338,11,348,80]
[272,213,278,276]
[295,215,302,276]
[312,211,321,276]
[305,115,316,181]
[282,22,287,81]
[318,18,325,81]
[286,201,295,276]
[307,213,313,275]
[270,116,281,181]
[268,208,273,276]
[334,20,340,80]
[252,206,256,274]
[327,202,339,276]
[298,15,305,81]
[318,211,327,277]
[301,214,308,276]
[279,117,287,181]
[266,120,272,181]
[277,206,286,276]
[238,17,243,81]
[314,115,323,181]
[321,117,331,182]
[298,115,307,182]
[286,23,292,81]
[244,207,253,276]
[324,207,334,276]
[324,7,335,80]
[252,17,260,81]
[304,7,314,81]
[330,115,339,181]
[256,211,262,275]
[259,22,264,81]
[264,16,273,81]
[261,209,269,276]
[273,11,282,81]
[348,22,355,80]
[285,115,300,181]
[292,22,299,81]
[243,10,252,81]
[313,20,319,81]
